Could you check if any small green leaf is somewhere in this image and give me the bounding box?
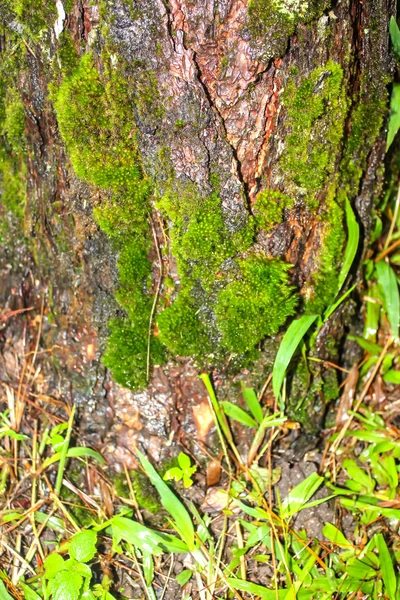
[322,523,352,549]
[376,260,399,340]
[176,570,193,587]
[68,530,97,563]
[272,314,318,400]
[241,383,263,423]
[44,553,66,579]
[64,559,92,579]
[390,16,400,58]
[0,429,28,441]
[387,83,400,150]
[142,551,154,587]
[49,571,83,600]
[383,369,400,384]
[221,401,258,428]
[164,467,183,482]
[177,452,191,470]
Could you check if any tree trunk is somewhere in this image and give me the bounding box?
[0,0,394,463]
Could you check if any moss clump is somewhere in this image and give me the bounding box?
[253,190,293,231]
[56,30,80,78]
[281,60,347,208]
[54,52,165,388]
[158,288,213,357]
[14,0,57,40]
[304,194,345,314]
[248,0,329,42]
[131,471,161,514]
[215,255,297,353]
[0,39,27,234]
[54,53,142,187]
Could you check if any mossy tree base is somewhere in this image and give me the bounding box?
[0,0,393,432]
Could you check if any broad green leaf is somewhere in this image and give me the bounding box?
[64,559,92,579]
[221,401,258,428]
[280,472,324,519]
[227,578,286,599]
[49,571,83,600]
[68,530,97,563]
[383,369,400,384]
[376,260,399,340]
[390,16,400,59]
[337,198,359,292]
[41,446,105,470]
[322,523,352,549]
[136,448,195,549]
[376,533,397,598]
[272,314,318,400]
[241,383,263,423]
[176,569,193,586]
[387,83,400,150]
[44,553,66,579]
[0,581,13,600]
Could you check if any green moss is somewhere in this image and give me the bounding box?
[215,255,297,353]
[158,289,213,357]
[304,194,345,313]
[56,30,80,78]
[14,0,57,39]
[281,60,348,208]
[253,190,294,230]
[54,52,165,388]
[131,470,161,514]
[54,53,142,187]
[248,0,329,42]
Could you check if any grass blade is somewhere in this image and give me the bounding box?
[337,198,359,293]
[227,578,286,599]
[136,448,195,550]
[55,405,75,495]
[322,523,352,549]
[241,383,263,423]
[221,401,258,428]
[375,533,397,598]
[376,260,399,340]
[280,472,324,520]
[272,314,318,400]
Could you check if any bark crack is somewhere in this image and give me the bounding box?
[191,49,253,213]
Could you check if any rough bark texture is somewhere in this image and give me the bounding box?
[0,0,394,465]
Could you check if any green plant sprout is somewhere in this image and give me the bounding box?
[163,452,197,488]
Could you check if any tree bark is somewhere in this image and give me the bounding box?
[0,0,394,463]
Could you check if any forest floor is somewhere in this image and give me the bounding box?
[1,190,400,600]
